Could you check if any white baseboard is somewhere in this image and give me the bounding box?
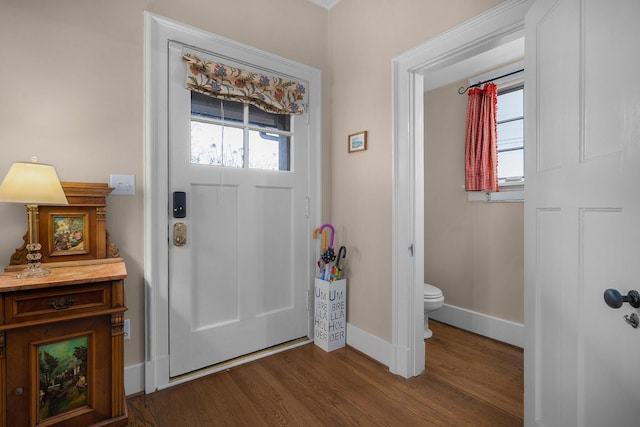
[346,322,392,367]
[125,362,145,396]
[429,304,524,348]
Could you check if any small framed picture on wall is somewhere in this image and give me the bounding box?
[348,131,367,153]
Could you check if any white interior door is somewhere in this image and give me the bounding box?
[525,0,640,425]
[167,43,310,377]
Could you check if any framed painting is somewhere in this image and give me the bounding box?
[33,332,94,424]
[48,212,90,256]
[348,130,367,153]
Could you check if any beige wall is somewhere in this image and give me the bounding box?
[329,0,505,340]
[0,0,331,368]
[424,82,524,323]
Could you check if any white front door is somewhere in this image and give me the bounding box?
[167,43,310,377]
[525,0,640,425]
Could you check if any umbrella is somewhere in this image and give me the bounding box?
[314,224,337,280]
[331,246,347,281]
[318,223,335,265]
[313,226,329,279]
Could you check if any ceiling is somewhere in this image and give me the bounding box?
[423,37,524,92]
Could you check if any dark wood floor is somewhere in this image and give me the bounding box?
[127,321,523,426]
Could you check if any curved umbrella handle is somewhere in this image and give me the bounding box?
[313,227,328,251]
[318,223,335,248]
[336,246,347,268]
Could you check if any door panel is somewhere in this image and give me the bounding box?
[525,0,640,425]
[537,0,579,173]
[536,208,578,426]
[191,184,239,330]
[255,186,295,314]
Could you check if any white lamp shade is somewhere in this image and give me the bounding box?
[0,161,69,205]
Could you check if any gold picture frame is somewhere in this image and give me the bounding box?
[348,130,367,153]
[49,212,90,256]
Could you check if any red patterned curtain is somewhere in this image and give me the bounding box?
[181,53,307,115]
[464,83,499,192]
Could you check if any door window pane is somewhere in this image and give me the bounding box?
[248,130,290,171]
[191,122,244,167]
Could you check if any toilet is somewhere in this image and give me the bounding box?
[423,283,444,339]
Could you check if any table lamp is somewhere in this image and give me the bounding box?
[0,158,68,278]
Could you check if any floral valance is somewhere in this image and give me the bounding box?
[181,53,307,115]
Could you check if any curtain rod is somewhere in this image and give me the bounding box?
[457,68,524,95]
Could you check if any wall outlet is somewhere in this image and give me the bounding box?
[124,319,131,341]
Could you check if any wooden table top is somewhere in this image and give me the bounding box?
[0,258,126,293]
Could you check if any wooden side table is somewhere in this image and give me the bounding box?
[0,259,128,426]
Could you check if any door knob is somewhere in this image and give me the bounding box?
[603,288,640,309]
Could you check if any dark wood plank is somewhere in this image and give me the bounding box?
[127,321,523,426]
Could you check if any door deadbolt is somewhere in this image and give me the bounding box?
[174,222,187,247]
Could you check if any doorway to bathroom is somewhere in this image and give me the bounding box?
[423,58,525,346]
[389,0,528,379]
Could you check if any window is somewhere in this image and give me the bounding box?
[467,82,524,202]
[190,93,292,171]
[497,86,524,184]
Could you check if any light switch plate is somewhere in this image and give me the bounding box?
[109,174,135,195]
